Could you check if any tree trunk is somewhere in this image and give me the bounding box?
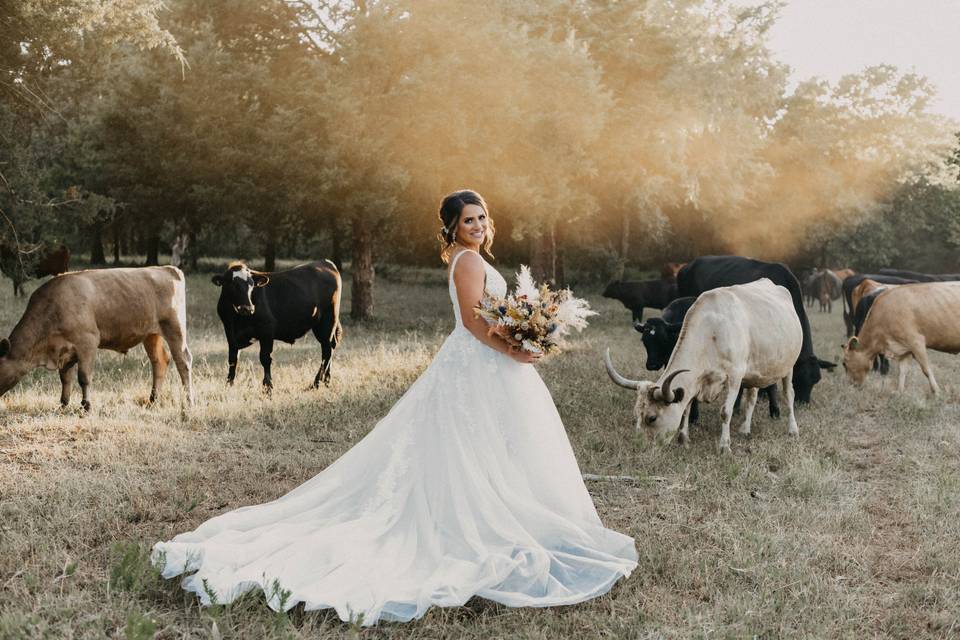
[350,214,375,320]
[615,213,631,280]
[112,221,121,265]
[263,230,277,271]
[145,229,160,266]
[555,221,566,287]
[530,221,557,284]
[330,213,343,271]
[90,222,106,265]
[188,229,198,272]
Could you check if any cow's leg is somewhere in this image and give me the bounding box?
[897,355,910,392]
[59,359,77,407]
[911,347,940,396]
[676,405,691,446]
[259,337,274,390]
[76,347,97,412]
[160,323,194,406]
[718,380,741,454]
[689,398,700,424]
[227,342,239,384]
[311,321,334,388]
[781,370,799,436]
[766,384,780,419]
[143,334,170,404]
[738,387,759,436]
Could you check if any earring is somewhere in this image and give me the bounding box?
[452,230,457,242]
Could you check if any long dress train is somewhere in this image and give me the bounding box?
[152,250,637,625]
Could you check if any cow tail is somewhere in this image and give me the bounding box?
[330,274,343,348]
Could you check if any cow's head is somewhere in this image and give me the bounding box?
[841,336,872,385]
[601,281,623,300]
[635,318,678,371]
[0,338,30,397]
[604,348,689,442]
[791,354,835,403]
[212,264,269,316]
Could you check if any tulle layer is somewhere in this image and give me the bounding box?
[152,327,637,625]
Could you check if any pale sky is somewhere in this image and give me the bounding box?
[759,0,960,122]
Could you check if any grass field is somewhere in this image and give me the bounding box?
[1,263,959,638]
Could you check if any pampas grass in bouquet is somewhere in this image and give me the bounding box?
[474,265,597,355]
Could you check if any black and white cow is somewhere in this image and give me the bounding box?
[212,261,342,390]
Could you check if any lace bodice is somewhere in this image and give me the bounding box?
[448,250,508,327]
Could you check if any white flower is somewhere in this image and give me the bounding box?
[514,265,539,302]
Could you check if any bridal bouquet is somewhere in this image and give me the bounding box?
[474,266,597,355]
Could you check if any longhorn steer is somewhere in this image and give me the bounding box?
[606,279,802,454]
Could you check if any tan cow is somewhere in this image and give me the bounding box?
[842,282,960,395]
[0,266,194,410]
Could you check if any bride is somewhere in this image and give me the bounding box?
[152,189,638,625]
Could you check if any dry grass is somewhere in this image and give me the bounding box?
[1,265,959,639]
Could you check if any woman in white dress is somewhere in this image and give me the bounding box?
[152,190,637,626]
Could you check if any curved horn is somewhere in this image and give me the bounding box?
[660,368,689,403]
[603,348,641,390]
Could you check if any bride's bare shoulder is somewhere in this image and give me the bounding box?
[448,250,484,283]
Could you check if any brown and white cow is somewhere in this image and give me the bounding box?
[605,278,802,454]
[0,266,194,410]
[842,282,960,395]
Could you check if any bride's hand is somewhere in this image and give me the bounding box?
[508,345,542,364]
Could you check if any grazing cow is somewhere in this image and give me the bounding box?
[212,261,342,390]
[0,266,193,410]
[677,256,835,404]
[660,262,686,282]
[842,282,960,395]
[606,279,802,454]
[877,268,960,282]
[635,295,780,421]
[842,274,917,337]
[0,243,70,296]
[602,279,677,324]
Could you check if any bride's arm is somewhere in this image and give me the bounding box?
[453,253,541,364]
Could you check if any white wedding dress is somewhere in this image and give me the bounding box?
[152,250,637,625]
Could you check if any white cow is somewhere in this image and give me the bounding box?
[605,278,802,454]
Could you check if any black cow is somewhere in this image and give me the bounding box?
[635,296,779,422]
[602,279,677,323]
[841,274,917,337]
[634,297,696,371]
[0,243,70,296]
[212,261,343,389]
[677,255,835,404]
[877,268,960,282]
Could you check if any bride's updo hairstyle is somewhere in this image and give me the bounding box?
[438,189,496,263]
